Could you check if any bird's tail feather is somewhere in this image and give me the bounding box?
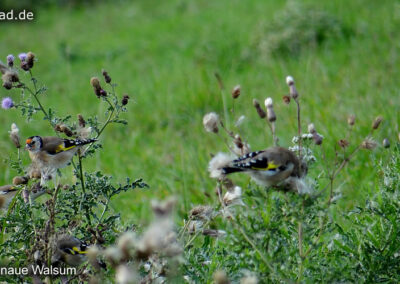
[222,167,246,175]
[75,138,97,146]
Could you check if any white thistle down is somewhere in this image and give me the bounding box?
[223,186,245,206]
[208,152,234,178]
[203,112,220,133]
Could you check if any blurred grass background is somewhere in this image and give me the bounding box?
[0,0,399,225]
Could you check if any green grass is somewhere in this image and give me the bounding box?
[0,0,399,228]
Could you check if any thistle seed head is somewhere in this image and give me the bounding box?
[122,94,130,106]
[6,55,14,67]
[203,112,220,133]
[372,116,383,130]
[338,139,349,148]
[286,76,294,86]
[102,69,112,83]
[312,133,323,145]
[382,138,390,148]
[265,97,276,122]
[232,85,241,99]
[347,115,355,126]
[362,138,378,150]
[78,114,86,128]
[308,123,316,134]
[9,123,20,148]
[282,95,291,104]
[12,176,29,185]
[253,99,266,119]
[26,52,35,69]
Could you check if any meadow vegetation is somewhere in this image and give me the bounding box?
[0,0,399,282]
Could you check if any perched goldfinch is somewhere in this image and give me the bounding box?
[52,234,90,266]
[0,184,47,210]
[52,234,106,269]
[209,147,308,192]
[25,136,96,184]
[0,185,18,210]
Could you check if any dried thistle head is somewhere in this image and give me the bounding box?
[232,134,250,156]
[372,116,383,130]
[189,205,214,221]
[382,138,390,148]
[7,55,14,67]
[26,52,35,69]
[121,95,130,106]
[213,270,230,284]
[253,99,266,119]
[2,71,19,90]
[264,97,276,122]
[102,69,112,83]
[362,138,377,150]
[60,125,74,137]
[9,123,20,148]
[223,186,244,206]
[286,76,298,100]
[208,152,234,179]
[151,197,176,217]
[90,77,102,98]
[312,133,323,145]
[78,114,86,128]
[12,176,29,185]
[240,276,258,284]
[202,229,227,238]
[203,112,220,133]
[308,123,316,134]
[282,95,291,104]
[232,85,241,99]
[347,115,355,126]
[338,139,349,148]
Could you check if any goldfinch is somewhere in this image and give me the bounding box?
[209,147,308,192]
[0,185,18,210]
[25,136,96,184]
[52,234,106,269]
[52,234,90,266]
[0,184,47,210]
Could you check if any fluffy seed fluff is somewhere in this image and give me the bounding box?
[208,152,234,178]
[308,123,316,134]
[235,115,246,127]
[116,265,137,284]
[203,112,220,133]
[286,75,294,86]
[223,186,244,206]
[9,123,20,148]
[264,97,273,108]
[232,84,241,99]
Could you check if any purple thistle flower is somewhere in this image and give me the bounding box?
[7,54,14,67]
[2,97,14,109]
[18,53,27,61]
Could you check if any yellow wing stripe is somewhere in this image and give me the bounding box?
[55,144,77,153]
[72,246,87,254]
[251,161,278,171]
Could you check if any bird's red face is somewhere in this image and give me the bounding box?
[25,136,42,152]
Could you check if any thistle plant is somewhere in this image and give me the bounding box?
[0,52,147,283]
